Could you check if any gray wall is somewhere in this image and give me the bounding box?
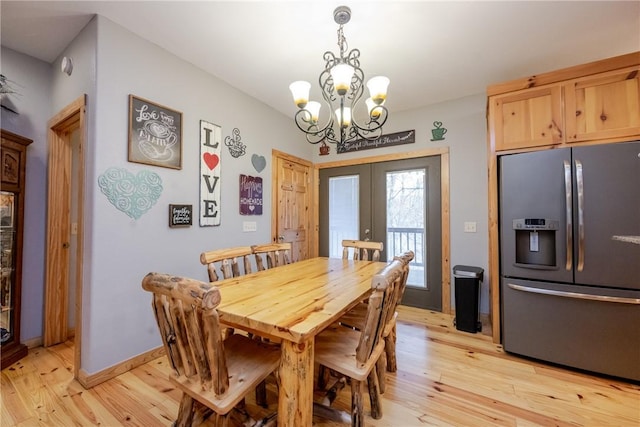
[4,13,489,375]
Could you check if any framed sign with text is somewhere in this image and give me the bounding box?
[239,174,263,215]
[337,129,415,154]
[128,95,182,169]
[169,204,192,228]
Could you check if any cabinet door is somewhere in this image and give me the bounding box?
[565,66,640,143]
[0,145,22,189]
[490,85,564,151]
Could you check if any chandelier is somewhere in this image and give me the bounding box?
[289,6,390,152]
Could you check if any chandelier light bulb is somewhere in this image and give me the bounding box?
[330,64,355,96]
[367,76,390,104]
[335,107,352,128]
[289,81,311,109]
[306,101,321,124]
[366,97,384,118]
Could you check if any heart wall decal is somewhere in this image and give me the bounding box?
[203,152,219,170]
[98,167,163,220]
[252,154,266,173]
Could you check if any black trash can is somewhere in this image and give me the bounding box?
[453,265,484,333]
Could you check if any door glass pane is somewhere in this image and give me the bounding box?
[386,169,426,288]
[328,175,359,258]
[1,192,16,343]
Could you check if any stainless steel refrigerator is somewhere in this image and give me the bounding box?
[499,141,640,381]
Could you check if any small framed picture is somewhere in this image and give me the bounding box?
[128,95,182,169]
[169,204,193,228]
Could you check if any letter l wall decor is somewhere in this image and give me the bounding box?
[200,120,222,226]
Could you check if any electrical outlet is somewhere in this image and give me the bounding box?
[71,222,78,235]
[464,221,477,233]
[242,221,257,232]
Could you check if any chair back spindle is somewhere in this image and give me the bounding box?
[342,239,383,262]
[252,242,293,270]
[200,246,253,282]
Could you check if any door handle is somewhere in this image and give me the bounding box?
[363,229,371,241]
[278,235,285,242]
[575,160,585,272]
[563,160,572,271]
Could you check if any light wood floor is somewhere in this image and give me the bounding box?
[2,307,639,426]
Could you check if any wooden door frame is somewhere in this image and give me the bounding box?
[44,95,86,379]
[314,147,451,313]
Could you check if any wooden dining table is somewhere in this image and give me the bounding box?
[214,256,387,427]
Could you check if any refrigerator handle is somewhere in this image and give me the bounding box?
[575,160,585,272]
[563,160,573,271]
[507,283,640,305]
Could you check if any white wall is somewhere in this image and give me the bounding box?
[312,94,490,313]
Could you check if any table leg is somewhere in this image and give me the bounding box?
[278,338,314,426]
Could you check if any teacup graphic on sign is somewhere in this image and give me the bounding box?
[138,118,178,161]
[430,121,447,141]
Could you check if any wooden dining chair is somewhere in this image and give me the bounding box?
[251,242,292,271]
[200,245,274,406]
[342,240,383,261]
[334,250,414,393]
[141,273,280,427]
[200,246,254,282]
[314,258,405,426]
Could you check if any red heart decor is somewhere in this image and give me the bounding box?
[203,152,219,170]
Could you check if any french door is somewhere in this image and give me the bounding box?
[319,156,442,310]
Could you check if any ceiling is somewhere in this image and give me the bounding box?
[2,1,639,118]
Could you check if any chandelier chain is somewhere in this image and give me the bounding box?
[337,25,348,59]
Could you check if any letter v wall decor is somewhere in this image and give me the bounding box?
[200,120,222,226]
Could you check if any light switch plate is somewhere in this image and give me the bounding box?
[464,221,477,233]
[243,221,257,232]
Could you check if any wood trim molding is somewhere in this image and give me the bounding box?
[440,151,451,314]
[77,346,165,389]
[316,146,449,169]
[46,94,87,376]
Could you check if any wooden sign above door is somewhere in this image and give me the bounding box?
[337,129,415,154]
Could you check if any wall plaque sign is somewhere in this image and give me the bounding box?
[337,129,415,154]
[169,204,192,228]
[200,121,222,226]
[128,95,182,169]
[239,174,263,215]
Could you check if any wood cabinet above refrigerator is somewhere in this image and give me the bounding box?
[488,52,640,152]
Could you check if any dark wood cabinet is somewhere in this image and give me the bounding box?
[1,129,31,368]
